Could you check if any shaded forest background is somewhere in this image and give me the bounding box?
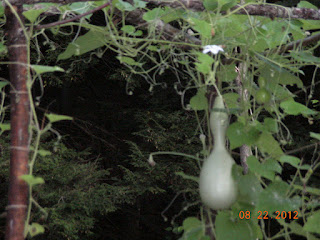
[1,0,320,239]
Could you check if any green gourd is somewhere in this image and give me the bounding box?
[199,95,238,210]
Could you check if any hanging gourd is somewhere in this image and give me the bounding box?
[199,95,238,210]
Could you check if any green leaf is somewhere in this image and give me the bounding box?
[189,18,211,39]
[203,0,218,11]
[310,132,320,141]
[180,217,205,240]
[115,0,136,11]
[233,166,263,206]
[219,0,237,11]
[21,175,45,186]
[223,92,239,110]
[297,1,318,9]
[121,25,142,36]
[303,211,320,234]
[117,56,143,66]
[280,99,317,116]
[28,223,45,237]
[256,132,284,158]
[216,211,259,240]
[23,9,45,23]
[32,65,64,74]
[256,181,301,213]
[260,65,303,88]
[290,51,320,63]
[143,8,165,21]
[195,52,214,74]
[227,122,260,150]
[263,118,278,133]
[279,155,310,170]
[160,7,183,23]
[0,42,7,54]
[0,123,10,132]
[45,113,73,123]
[133,0,147,9]
[69,2,94,19]
[38,149,52,157]
[217,64,238,83]
[189,88,208,111]
[58,30,106,60]
[247,156,282,180]
[176,172,199,183]
[0,80,9,90]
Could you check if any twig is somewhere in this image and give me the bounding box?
[34,2,111,30]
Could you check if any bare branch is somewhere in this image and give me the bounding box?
[150,1,320,20]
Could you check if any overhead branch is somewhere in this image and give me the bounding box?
[150,0,320,20]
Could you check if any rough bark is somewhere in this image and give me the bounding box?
[5,4,30,240]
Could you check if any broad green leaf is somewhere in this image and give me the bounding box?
[143,8,165,21]
[292,185,320,196]
[297,1,318,9]
[58,30,106,60]
[38,149,52,157]
[223,92,239,110]
[303,211,320,234]
[262,21,290,48]
[0,6,4,17]
[189,88,208,111]
[21,175,45,186]
[280,100,317,116]
[46,113,73,123]
[286,221,320,240]
[0,42,6,54]
[216,211,259,240]
[32,65,64,74]
[0,123,10,132]
[260,65,303,88]
[0,81,9,90]
[133,0,147,9]
[117,56,143,66]
[256,132,284,158]
[300,20,320,30]
[189,18,212,39]
[310,132,320,140]
[28,223,45,237]
[180,217,206,240]
[115,0,136,11]
[217,64,238,83]
[23,9,45,23]
[233,166,263,206]
[195,53,214,74]
[279,155,310,170]
[203,0,218,11]
[176,172,199,183]
[219,0,237,11]
[290,51,320,63]
[263,118,278,133]
[121,25,142,36]
[161,7,183,23]
[69,2,93,19]
[256,181,301,213]
[247,156,282,180]
[227,122,260,150]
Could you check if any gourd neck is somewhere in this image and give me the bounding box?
[213,127,226,150]
[210,96,229,151]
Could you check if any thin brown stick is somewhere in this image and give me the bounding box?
[34,2,111,30]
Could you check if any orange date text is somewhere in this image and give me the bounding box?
[239,211,298,220]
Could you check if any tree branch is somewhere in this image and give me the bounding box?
[34,2,110,30]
